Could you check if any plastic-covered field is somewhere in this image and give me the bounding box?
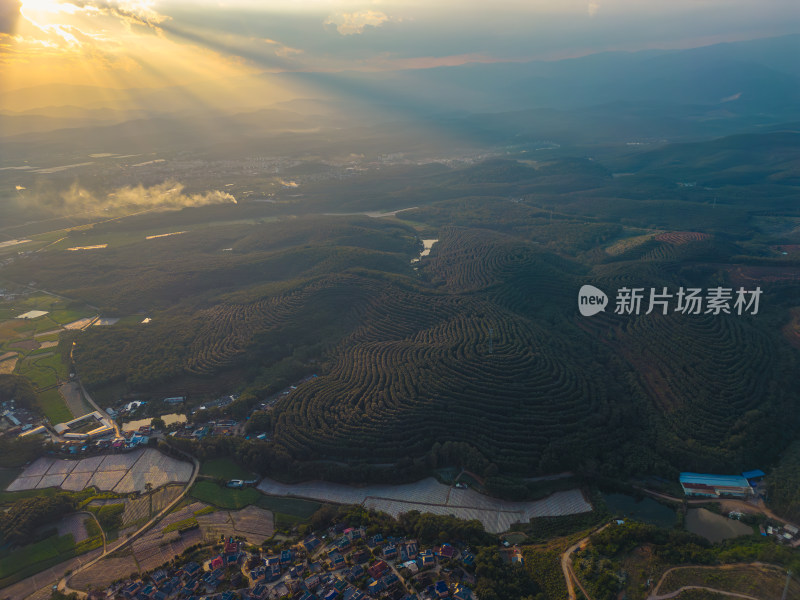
[258,477,450,506]
[36,473,68,489]
[8,448,192,493]
[259,476,592,534]
[46,459,77,475]
[72,456,106,473]
[6,475,42,491]
[99,450,144,471]
[61,471,93,491]
[20,457,53,477]
[87,470,126,490]
[113,451,193,493]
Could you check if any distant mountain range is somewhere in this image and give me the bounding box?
[1,34,798,157]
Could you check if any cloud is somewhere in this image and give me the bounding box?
[32,180,237,214]
[0,0,21,34]
[721,91,742,102]
[588,1,599,17]
[2,0,167,68]
[324,10,392,36]
[263,37,302,58]
[68,0,170,32]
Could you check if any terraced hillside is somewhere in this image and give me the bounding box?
[5,146,798,480]
[273,228,634,473]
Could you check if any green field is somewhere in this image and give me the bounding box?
[256,495,322,520]
[0,292,82,424]
[16,351,69,391]
[15,361,57,389]
[48,309,93,325]
[0,487,96,506]
[0,531,103,588]
[35,388,72,423]
[163,516,198,533]
[189,481,321,521]
[189,480,262,509]
[0,487,61,504]
[199,457,257,480]
[17,294,64,310]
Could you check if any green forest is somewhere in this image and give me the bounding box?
[2,135,800,491]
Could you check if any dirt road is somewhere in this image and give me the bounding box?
[561,523,610,600]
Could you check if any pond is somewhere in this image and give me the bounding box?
[411,239,438,263]
[603,493,676,528]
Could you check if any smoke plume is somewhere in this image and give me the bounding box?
[56,180,237,212]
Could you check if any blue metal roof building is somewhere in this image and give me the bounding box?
[679,472,753,498]
[742,469,765,482]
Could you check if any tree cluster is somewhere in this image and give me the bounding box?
[0,494,76,546]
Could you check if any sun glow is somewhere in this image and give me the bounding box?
[1,0,283,103]
[20,0,81,15]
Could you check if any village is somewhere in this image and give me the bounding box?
[95,523,482,600]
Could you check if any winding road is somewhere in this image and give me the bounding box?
[647,562,791,600]
[640,488,799,531]
[649,586,760,600]
[57,450,200,597]
[560,523,610,600]
[0,449,199,600]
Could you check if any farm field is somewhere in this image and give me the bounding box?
[55,513,90,544]
[257,476,591,534]
[657,564,800,599]
[7,448,193,493]
[0,529,103,589]
[195,505,275,544]
[255,495,321,520]
[0,547,105,600]
[121,484,183,526]
[72,502,207,589]
[0,353,17,374]
[684,508,754,543]
[189,480,262,509]
[198,457,256,480]
[189,481,321,529]
[0,291,97,422]
[68,555,139,592]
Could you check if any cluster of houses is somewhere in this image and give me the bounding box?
[46,433,148,456]
[757,520,800,545]
[0,400,40,435]
[103,524,478,600]
[168,420,243,440]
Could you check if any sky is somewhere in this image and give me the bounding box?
[0,0,798,95]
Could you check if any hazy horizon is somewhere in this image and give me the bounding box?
[1,0,798,105]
